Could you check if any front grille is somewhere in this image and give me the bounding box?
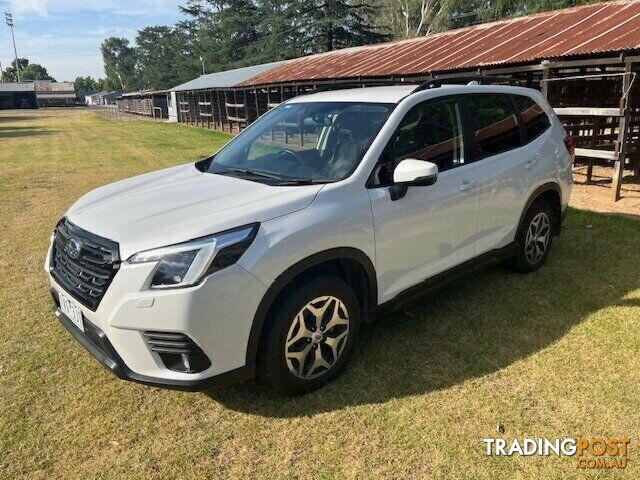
[50,218,120,311]
[143,331,211,373]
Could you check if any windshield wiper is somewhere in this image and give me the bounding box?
[217,167,331,185]
[277,178,332,185]
[221,167,285,181]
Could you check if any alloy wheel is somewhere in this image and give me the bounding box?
[285,296,350,379]
[525,212,551,265]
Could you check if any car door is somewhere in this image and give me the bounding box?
[465,93,534,254]
[367,96,481,304]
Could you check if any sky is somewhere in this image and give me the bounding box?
[0,0,186,81]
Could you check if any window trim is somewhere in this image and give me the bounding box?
[509,94,528,146]
[366,94,471,188]
[464,92,526,161]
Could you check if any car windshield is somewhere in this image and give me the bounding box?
[202,101,394,185]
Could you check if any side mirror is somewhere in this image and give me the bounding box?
[390,159,438,201]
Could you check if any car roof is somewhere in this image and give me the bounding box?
[289,86,417,104]
[288,83,541,105]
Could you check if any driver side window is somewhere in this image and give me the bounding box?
[370,97,465,187]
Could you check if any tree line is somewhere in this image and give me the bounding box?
[88,0,596,95]
[1,58,55,83]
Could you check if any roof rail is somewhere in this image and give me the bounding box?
[411,76,521,94]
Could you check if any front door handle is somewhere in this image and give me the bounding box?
[459,180,478,192]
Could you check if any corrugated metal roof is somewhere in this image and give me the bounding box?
[171,61,288,92]
[121,89,168,97]
[89,91,121,99]
[240,0,640,87]
[0,82,36,92]
[35,82,75,93]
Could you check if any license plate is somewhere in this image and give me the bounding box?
[59,293,84,332]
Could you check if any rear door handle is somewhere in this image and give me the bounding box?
[459,180,478,192]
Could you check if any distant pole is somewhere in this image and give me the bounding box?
[200,55,206,75]
[4,10,20,82]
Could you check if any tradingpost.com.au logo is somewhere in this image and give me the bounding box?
[484,437,630,469]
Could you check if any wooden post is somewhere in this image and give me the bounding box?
[587,116,600,183]
[541,61,550,98]
[254,88,259,121]
[587,66,606,183]
[207,90,212,129]
[612,61,634,201]
[216,90,223,131]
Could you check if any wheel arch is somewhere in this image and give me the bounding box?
[517,182,563,236]
[245,247,377,365]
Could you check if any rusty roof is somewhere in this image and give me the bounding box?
[239,0,640,87]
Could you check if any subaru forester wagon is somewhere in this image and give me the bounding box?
[46,80,573,395]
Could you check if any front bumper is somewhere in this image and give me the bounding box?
[52,292,254,390]
[47,241,267,390]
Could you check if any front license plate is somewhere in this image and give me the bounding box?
[59,293,84,332]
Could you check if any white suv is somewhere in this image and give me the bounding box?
[46,80,573,395]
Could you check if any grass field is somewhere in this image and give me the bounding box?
[1,109,639,479]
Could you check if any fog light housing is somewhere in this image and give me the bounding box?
[142,331,211,373]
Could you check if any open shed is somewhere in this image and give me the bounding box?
[0,83,38,110]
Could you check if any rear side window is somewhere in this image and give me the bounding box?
[467,94,522,157]
[514,95,551,141]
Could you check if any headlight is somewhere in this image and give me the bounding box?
[128,223,259,289]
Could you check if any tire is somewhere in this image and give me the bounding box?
[509,200,555,273]
[257,275,361,396]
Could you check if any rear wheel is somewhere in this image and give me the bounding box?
[510,200,555,273]
[257,276,360,396]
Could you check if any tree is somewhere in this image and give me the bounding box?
[295,0,389,53]
[246,0,304,63]
[21,63,55,81]
[373,0,477,38]
[180,0,260,72]
[180,0,389,70]
[74,76,104,97]
[100,37,138,91]
[373,0,599,38]
[1,58,28,82]
[135,26,200,90]
[1,58,54,82]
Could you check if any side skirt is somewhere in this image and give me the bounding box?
[375,242,517,318]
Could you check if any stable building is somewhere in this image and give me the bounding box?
[86,91,121,106]
[116,89,169,118]
[35,81,76,107]
[169,61,287,131]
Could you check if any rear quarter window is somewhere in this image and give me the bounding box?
[467,94,522,158]
[514,95,551,142]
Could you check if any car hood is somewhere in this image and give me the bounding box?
[66,163,323,259]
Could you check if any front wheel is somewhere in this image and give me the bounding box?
[509,200,555,273]
[257,276,361,396]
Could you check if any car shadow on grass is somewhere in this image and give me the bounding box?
[0,126,57,138]
[204,236,639,417]
[0,114,48,122]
